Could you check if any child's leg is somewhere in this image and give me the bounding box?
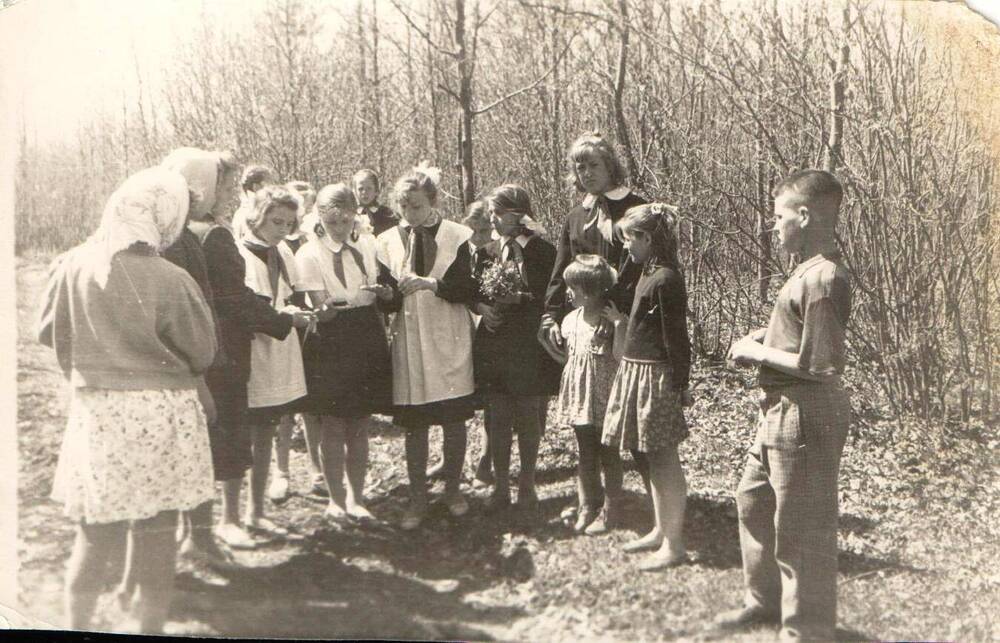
[486,396,515,504]
[301,413,324,480]
[344,417,370,513]
[220,478,242,526]
[639,446,687,570]
[573,426,603,512]
[317,416,348,510]
[441,421,467,497]
[65,519,128,629]
[474,412,494,484]
[404,424,430,505]
[600,444,625,508]
[513,396,543,504]
[248,423,276,520]
[630,448,653,497]
[274,415,294,478]
[130,510,179,633]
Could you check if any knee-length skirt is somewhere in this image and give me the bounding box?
[602,359,689,453]
[51,387,216,524]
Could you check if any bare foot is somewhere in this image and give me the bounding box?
[346,500,375,521]
[638,542,687,571]
[623,529,662,553]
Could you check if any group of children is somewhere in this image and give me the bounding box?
[38,131,852,640]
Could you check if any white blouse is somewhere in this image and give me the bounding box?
[295,233,379,308]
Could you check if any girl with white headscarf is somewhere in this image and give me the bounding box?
[36,167,218,633]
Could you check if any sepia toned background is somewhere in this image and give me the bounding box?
[2,0,998,639]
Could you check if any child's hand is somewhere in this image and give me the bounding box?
[399,274,437,296]
[316,304,339,323]
[281,305,315,329]
[602,301,627,324]
[540,316,564,349]
[361,284,394,301]
[196,377,217,425]
[728,336,764,367]
[477,303,502,332]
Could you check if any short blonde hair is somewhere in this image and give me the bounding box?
[246,186,299,232]
[563,254,618,299]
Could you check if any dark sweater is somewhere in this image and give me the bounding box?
[361,204,400,237]
[544,190,647,321]
[623,264,691,390]
[200,226,295,384]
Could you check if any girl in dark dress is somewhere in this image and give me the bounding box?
[473,185,561,516]
[295,183,392,523]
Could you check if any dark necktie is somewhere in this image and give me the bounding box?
[503,239,528,287]
[266,246,289,305]
[331,243,367,287]
[408,226,436,277]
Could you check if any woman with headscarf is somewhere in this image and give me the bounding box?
[36,167,217,633]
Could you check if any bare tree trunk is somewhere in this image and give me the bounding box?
[456,0,476,206]
[613,0,639,188]
[357,0,369,165]
[825,2,850,172]
[370,0,384,175]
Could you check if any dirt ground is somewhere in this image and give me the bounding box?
[15,256,1000,641]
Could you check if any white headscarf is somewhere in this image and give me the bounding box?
[87,167,190,288]
[160,147,221,219]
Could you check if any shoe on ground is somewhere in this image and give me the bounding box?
[712,605,781,632]
[215,523,257,550]
[178,537,240,570]
[346,502,375,521]
[485,492,512,516]
[445,492,470,517]
[401,500,428,531]
[324,501,349,524]
[268,474,290,502]
[574,506,600,533]
[310,474,329,498]
[244,515,289,537]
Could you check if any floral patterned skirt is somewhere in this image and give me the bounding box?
[602,359,689,453]
[51,388,215,524]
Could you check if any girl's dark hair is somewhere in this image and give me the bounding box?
[618,203,681,268]
[487,184,533,218]
[393,164,439,207]
[462,200,488,227]
[563,254,618,299]
[565,132,627,193]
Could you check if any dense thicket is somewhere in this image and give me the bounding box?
[15,0,999,421]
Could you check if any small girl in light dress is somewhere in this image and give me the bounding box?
[554,255,626,534]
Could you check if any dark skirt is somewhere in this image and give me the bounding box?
[473,311,562,397]
[204,368,252,481]
[393,394,478,429]
[301,305,392,418]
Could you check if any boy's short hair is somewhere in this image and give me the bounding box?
[246,185,299,232]
[563,254,618,299]
[353,168,380,191]
[772,169,844,213]
[241,164,275,193]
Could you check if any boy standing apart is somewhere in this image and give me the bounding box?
[718,169,852,641]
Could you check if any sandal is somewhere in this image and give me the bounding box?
[215,523,257,550]
[244,515,289,537]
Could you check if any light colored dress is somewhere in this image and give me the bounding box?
[239,240,308,409]
[556,308,618,429]
[376,220,475,407]
[52,388,215,524]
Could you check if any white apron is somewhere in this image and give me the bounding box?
[239,242,308,408]
[377,220,475,406]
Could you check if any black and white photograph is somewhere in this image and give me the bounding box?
[0,0,998,639]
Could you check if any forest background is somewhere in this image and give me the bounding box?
[12,0,1000,423]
